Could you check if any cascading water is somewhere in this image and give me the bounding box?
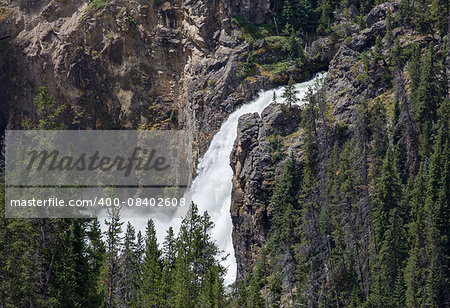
[189,73,325,285]
[114,73,325,286]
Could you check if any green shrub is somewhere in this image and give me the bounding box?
[243,53,255,73]
[88,0,110,10]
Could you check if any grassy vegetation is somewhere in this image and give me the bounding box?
[116,7,126,19]
[88,0,110,10]
[231,16,276,40]
[264,36,289,50]
[232,16,306,79]
[261,60,292,75]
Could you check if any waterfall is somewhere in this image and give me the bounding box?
[109,73,326,286]
[190,73,325,285]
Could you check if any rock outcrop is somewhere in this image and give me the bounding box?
[230,103,303,280]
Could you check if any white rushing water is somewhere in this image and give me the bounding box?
[113,73,325,287]
[190,73,325,285]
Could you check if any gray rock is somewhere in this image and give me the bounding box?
[230,103,302,280]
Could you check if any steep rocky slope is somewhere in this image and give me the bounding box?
[229,0,448,288]
[230,103,304,280]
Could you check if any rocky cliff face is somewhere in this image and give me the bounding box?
[230,103,303,280]
[0,0,290,158]
[0,1,221,151]
[0,0,330,157]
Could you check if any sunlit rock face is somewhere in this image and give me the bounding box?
[0,0,264,155]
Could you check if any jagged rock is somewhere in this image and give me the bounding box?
[365,2,395,28]
[230,0,271,25]
[230,103,302,280]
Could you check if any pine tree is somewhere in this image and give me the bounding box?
[399,0,413,21]
[282,0,297,32]
[120,222,139,307]
[413,45,445,159]
[297,0,316,33]
[408,44,421,96]
[393,269,406,307]
[104,207,123,308]
[371,207,408,306]
[422,99,450,306]
[317,0,332,33]
[271,153,300,246]
[22,86,66,129]
[247,276,266,308]
[172,203,226,307]
[372,35,384,63]
[404,164,427,307]
[302,85,318,136]
[372,147,402,250]
[160,227,176,304]
[390,38,403,70]
[413,0,433,34]
[385,10,393,45]
[138,219,163,307]
[0,182,41,307]
[86,219,106,307]
[288,32,300,60]
[53,220,90,307]
[431,0,449,36]
[282,77,299,108]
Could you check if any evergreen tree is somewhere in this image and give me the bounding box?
[404,164,428,307]
[22,86,66,129]
[104,207,123,308]
[272,91,277,104]
[138,219,163,307]
[247,277,266,308]
[413,45,445,158]
[413,0,433,34]
[271,153,300,246]
[408,44,421,96]
[372,147,402,249]
[297,0,316,33]
[120,222,139,307]
[393,269,406,307]
[53,220,90,307]
[172,203,226,307]
[288,32,300,60]
[160,227,176,304]
[422,99,450,306]
[317,0,332,33]
[282,0,297,32]
[431,0,449,36]
[282,77,299,108]
[385,10,393,45]
[372,35,384,63]
[86,219,106,307]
